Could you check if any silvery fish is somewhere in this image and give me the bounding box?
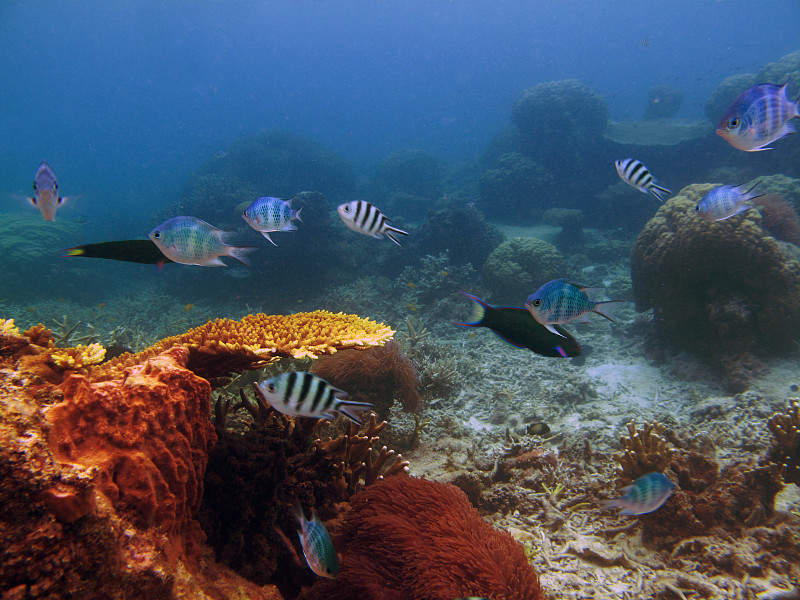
[600,472,676,515]
[27,161,65,221]
[615,158,671,202]
[242,196,303,245]
[149,216,256,267]
[292,501,339,579]
[525,278,621,337]
[717,83,800,151]
[337,200,409,245]
[254,371,374,425]
[695,182,763,222]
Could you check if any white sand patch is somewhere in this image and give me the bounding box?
[586,361,664,408]
[465,416,493,432]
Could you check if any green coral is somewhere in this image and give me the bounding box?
[631,183,800,358]
[482,237,566,304]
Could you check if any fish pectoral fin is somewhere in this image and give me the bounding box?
[201,257,228,267]
[545,324,567,338]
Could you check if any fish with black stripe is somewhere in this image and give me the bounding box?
[337,200,409,245]
[614,158,671,203]
[254,371,374,425]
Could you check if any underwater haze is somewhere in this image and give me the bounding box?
[1,0,799,230]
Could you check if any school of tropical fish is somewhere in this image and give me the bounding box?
[17,80,800,579]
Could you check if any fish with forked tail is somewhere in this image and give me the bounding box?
[149,216,257,266]
[454,292,581,358]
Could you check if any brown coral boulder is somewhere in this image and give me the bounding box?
[631,183,800,365]
[298,475,543,600]
[46,346,217,548]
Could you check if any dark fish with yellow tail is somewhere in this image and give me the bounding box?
[63,239,174,264]
[454,292,581,358]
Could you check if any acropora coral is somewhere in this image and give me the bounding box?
[297,475,544,600]
[92,310,396,381]
[482,237,566,304]
[310,340,421,420]
[631,183,800,379]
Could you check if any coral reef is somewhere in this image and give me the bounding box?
[155,173,258,226]
[756,49,800,99]
[482,237,566,304]
[195,130,356,202]
[511,79,608,158]
[296,475,544,600]
[643,84,683,120]
[767,399,800,485]
[758,173,800,209]
[0,327,278,599]
[200,405,408,596]
[373,148,442,201]
[631,183,800,385]
[310,340,421,420]
[92,310,396,381]
[542,207,584,251]
[478,152,554,222]
[613,420,676,488]
[413,202,504,267]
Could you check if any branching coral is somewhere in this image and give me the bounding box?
[613,420,676,488]
[49,343,106,369]
[296,476,544,600]
[91,310,395,381]
[767,399,800,485]
[310,340,421,420]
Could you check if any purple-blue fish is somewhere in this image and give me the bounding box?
[717,83,800,151]
[242,196,303,245]
[600,472,676,515]
[27,161,64,221]
[695,182,763,222]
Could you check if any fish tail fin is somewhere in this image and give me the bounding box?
[453,291,487,327]
[336,404,372,426]
[599,498,623,511]
[227,245,258,266]
[649,184,671,203]
[593,300,624,323]
[294,207,303,223]
[385,226,409,246]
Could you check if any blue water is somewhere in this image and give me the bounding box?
[1,0,798,233]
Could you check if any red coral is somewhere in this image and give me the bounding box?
[311,340,421,419]
[45,346,217,555]
[759,193,800,246]
[298,475,543,600]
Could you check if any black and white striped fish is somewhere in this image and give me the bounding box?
[253,371,374,425]
[337,200,409,245]
[614,158,672,203]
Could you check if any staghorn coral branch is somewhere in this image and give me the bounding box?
[614,420,676,487]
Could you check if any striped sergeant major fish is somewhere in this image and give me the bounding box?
[717,82,800,151]
[337,200,409,245]
[253,371,374,425]
[614,158,672,203]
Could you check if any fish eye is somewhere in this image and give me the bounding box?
[33,183,38,190]
[532,299,542,307]
[342,205,350,212]
[728,117,740,128]
[695,205,700,212]
[152,231,161,239]
[267,383,276,392]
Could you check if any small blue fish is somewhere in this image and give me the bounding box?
[525,278,621,337]
[695,182,763,222]
[242,196,303,245]
[717,83,800,151]
[292,501,339,579]
[615,158,671,203]
[254,371,374,425]
[600,472,676,515]
[149,216,257,267]
[27,161,65,221]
